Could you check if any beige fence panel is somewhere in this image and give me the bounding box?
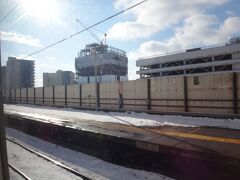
[28,88,35,104]
[16,89,21,103]
[188,73,233,114]
[82,83,96,107]
[151,76,185,112]
[67,84,80,107]
[3,89,8,101]
[20,88,27,103]
[100,82,119,108]
[35,87,43,104]
[122,79,148,110]
[44,87,53,105]
[55,85,65,106]
[10,89,15,102]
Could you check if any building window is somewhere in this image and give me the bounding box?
[215,65,232,71]
[214,54,232,61]
[193,76,199,85]
[150,64,160,69]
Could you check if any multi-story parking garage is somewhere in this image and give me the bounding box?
[136,37,240,78]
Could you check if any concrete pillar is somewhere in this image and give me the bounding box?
[184,76,189,112]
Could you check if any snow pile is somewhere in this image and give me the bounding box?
[4,104,240,130]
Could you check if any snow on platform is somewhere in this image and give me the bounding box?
[4,104,240,130]
[6,128,172,180]
[7,136,84,180]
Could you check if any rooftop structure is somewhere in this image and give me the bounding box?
[6,57,35,89]
[43,70,74,87]
[75,43,128,83]
[136,37,240,78]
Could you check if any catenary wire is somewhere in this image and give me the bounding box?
[0,1,20,24]
[22,0,148,59]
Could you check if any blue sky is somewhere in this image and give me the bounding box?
[0,0,240,87]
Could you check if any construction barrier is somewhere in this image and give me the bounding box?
[4,72,240,115]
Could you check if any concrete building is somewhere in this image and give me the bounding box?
[136,37,240,78]
[43,70,74,87]
[1,66,6,99]
[6,57,35,90]
[75,43,128,83]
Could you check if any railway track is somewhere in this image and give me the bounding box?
[7,137,96,180]
[9,163,32,180]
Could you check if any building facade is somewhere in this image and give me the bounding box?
[136,37,240,78]
[75,43,128,83]
[43,70,74,87]
[1,66,6,94]
[6,57,35,90]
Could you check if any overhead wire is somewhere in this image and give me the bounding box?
[22,0,148,59]
[0,1,20,24]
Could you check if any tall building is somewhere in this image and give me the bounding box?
[137,37,240,78]
[1,66,6,96]
[43,70,74,87]
[75,43,128,83]
[6,57,35,90]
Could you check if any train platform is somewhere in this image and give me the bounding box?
[3,104,240,179]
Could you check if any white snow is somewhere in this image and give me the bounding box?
[4,104,240,130]
[6,128,173,180]
[9,168,25,180]
[7,136,84,180]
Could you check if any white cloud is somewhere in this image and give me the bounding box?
[1,31,42,47]
[108,22,157,40]
[108,0,229,40]
[129,15,240,61]
[127,14,240,80]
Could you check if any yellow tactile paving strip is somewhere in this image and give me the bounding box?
[107,122,240,145]
[148,129,240,145]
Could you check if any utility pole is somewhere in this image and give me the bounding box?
[0,32,10,180]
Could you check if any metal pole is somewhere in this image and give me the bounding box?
[233,72,238,114]
[147,78,151,110]
[79,84,82,106]
[94,51,98,110]
[52,86,55,105]
[65,85,67,106]
[184,76,189,112]
[0,32,10,180]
